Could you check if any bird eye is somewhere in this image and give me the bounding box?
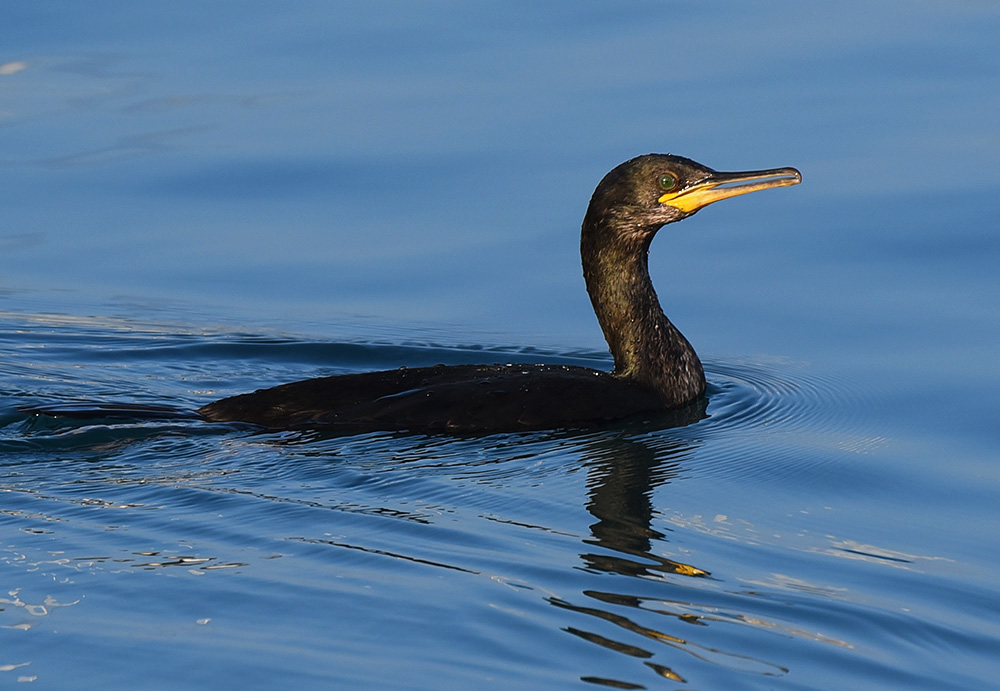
[658,173,678,192]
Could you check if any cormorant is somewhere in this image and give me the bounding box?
[196,154,800,432]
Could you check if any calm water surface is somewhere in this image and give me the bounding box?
[3,2,999,689]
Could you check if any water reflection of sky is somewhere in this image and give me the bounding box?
[3,3,997,339]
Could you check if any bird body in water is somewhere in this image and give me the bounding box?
[196,154,800,433]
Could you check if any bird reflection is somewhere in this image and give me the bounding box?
[580,419,709,579]
[550,425,790,687]
[550,424,725,688]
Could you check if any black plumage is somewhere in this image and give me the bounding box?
[198,154,800,432]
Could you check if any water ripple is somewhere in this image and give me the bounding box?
[703,358,876,437]
[3,319,990,689]
[657,358,887,486]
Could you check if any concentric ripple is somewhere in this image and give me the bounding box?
[656,357,888,486]
[702,358,878,437]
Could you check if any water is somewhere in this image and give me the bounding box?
[3,2,1000,688]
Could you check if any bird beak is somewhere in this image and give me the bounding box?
[659,167,801,214]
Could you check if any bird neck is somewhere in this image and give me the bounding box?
[581,218,705,406]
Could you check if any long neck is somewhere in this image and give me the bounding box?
[581,214,705,407]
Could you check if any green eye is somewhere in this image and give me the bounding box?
[658,173,678,192]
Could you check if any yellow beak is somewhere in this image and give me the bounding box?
[659,167,801,214]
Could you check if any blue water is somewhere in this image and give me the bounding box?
[3,2,1000,688]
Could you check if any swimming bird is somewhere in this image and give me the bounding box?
[195,154,800,432]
